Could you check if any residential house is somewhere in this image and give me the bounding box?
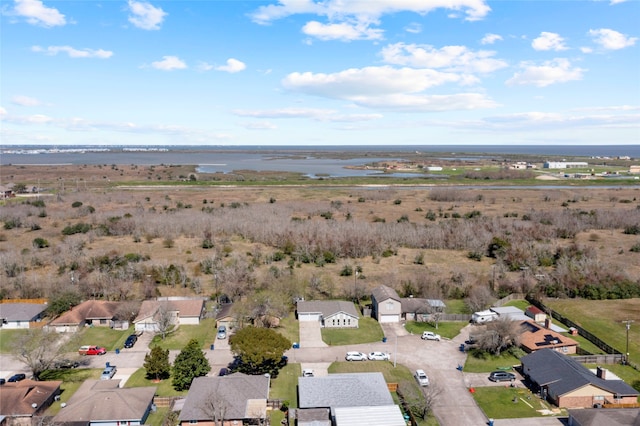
[0,379,62,426]
[48,300,120,333]
[568,408,640,425]
[0,185,15,199]
[525,305,547,322]
[520,349,639,408]
[370,286,402,323]
[53,380,156,426]
[133,298,204,332]
[401,297,445,322]
[298,372,405,426]
[215,303,237,331]
[296,300,360,328]
[519,320,579,354]
[0,303,47,329]
[178,373,270,426]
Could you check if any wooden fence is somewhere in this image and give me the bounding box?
[0,298,48,304]
[153,396,181,408]
[572,354,625,364]
[492,293,525,307]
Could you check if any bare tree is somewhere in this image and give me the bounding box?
[465,285,495,313]
[199,392,229,426]
[12,329,81,380]
[156,303,175,340]
[475,318,522,356]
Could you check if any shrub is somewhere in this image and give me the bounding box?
[61,223,91,235]
[624,225,640,235]
[32,238,49,248]
[630,243,640,253]
[340,265,353,276]
[393,199,402,205]
[71,201,83,208]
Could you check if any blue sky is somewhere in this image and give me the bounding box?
[1,0,639,146]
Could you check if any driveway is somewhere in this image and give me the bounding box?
[298,321,327,348]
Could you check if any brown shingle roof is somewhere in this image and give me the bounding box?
[49,300,119,326]
[371,285,400,303]
[134,299,204,323]
[519,320,578,352]
[0,379,62,416]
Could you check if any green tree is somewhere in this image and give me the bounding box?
[47,290,82,316]
[172,339,210,391]
[143,346,171,381]
[229,326,291,375]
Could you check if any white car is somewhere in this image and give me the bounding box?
[345,351,368,361]
[368,351,390,361]
[421,331,441,341]
[302,369,314,377]
[414,369,429,387]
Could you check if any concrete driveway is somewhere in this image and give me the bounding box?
[298,321,327,348]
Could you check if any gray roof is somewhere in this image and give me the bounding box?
[298,372,393,409]
[297,301,359,319]
[568,408,640,426]
[371,285,400,303]
[54,380,156,422]
[0,303,47,321]
[400,298,445,313]
[178,373,269,421]
[521,349,639,397]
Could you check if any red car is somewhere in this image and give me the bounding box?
[79,345,106,355]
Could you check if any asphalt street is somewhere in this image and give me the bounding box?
[0,323,567,426]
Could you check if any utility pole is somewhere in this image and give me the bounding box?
[622,320,634,364]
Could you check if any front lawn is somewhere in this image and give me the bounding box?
[472,386,566,419]
[150,318,218,350]
[79,326,131,351]
[275,314,299,347]
[404,321,468,339]
[124,367,189,397]
[269,362,301,408]
[41,368,102,415]
[464,350,521,373]
[0,329,26,353]
[322,317,383,346]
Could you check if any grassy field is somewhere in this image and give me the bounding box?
[404,321,468,339]
[79,326,133,351]
[322,317,384,345]
[444,299,470,314]
[464,351,521,373]
[543,298,640,365]
[472,386,565,419]
[0,329,26,353]
[150,318,218,350]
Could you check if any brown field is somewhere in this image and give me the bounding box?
[1,164,640,311]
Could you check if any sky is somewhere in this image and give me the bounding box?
[1,0,639,146]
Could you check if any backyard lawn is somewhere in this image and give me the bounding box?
[464,350,521,373]
[321,317,384,345]
[124,367,189,397]
[472,386,566,419]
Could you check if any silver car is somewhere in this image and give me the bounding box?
[368,351,390,361]
[345,351,367,361]
[414,369,429,386]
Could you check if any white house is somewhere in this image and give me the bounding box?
[0,303,47,329]
[543,161,588,169]
[133,298,204,332]
[297,300,359,328]
[371,286,402,323]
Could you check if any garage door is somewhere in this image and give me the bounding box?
[378,314,399,323]
[298,313,322,322]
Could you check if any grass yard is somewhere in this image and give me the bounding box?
[404,321,468,339]
[544,298,640,365]
[584,363,640,395]
[322,317,384,346]
[124,367,189,397]
[0,329,27,353]
[275,314,299,347]
[503,300,531,312]
[464,351,521,373]
[79,326,131,351]
[150,318,218,350]
[41,368,102,415]
[444,299,470,314]
[144,407,170,426]
[472,386,566,419]
[270,362,301,407]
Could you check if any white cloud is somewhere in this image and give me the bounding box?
[405,23,422,34]
[609,0,628,4]
[531,32,568,51]
[233,108,383,122]
[215,58,246,73]
[506,58,585,87]
[239,121,278,130]
[480,33,502,45]
[281,66,498,111]
[250,0,491,42]
[11,95,41,106]
[580,46,593,54]
[12,0,66,27]
[128,0,167,30]
[31,45,113,58]
[380,43,507,74]
[150,56,187,71]
[477,110,640,130]
[302,21,384,41]
[589,28,637,50]
[0,106,7,116]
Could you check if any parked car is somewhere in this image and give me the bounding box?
[421,331,441,341]
[414,369,429,387]
[54,359,80,369]
[124,334,138,348]
[8,373,26,382]
[302,369,314,377]
[489,371,516,382]
[217,325,227,339]
[79,345,107,355]
[0,378,5,385]
[100,365,117,380]
[345,351,368,361]
[368,351,390,361]
[218,367,230,376]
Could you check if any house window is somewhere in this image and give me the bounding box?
[119,422,129,426]
[100,319,107,325]
[594,396,604,401]
[189,421,198,424]
[347,319,351,325]
[386,301,394,311]
[332,319,335,326]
